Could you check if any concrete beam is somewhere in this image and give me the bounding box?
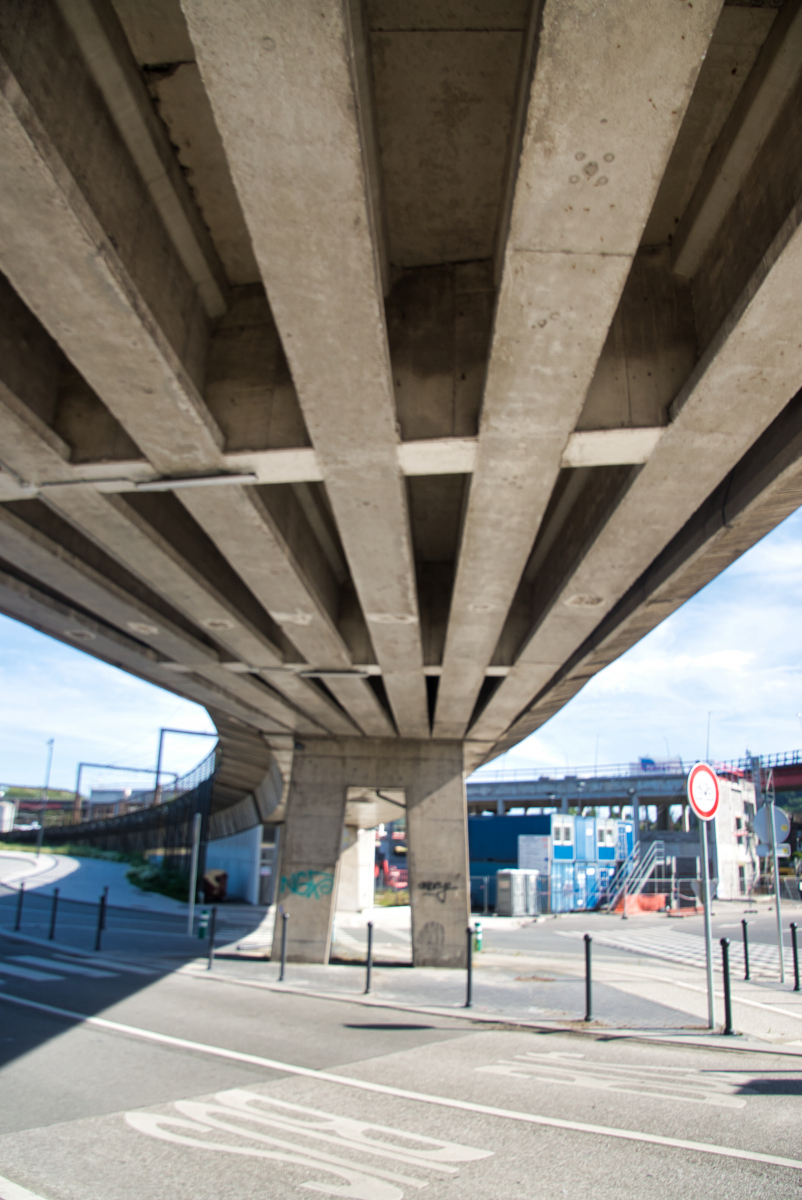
[0,563,287,733]
[489,382,802,760]
[475,151,802,746]
[672,0,802,279]
[182,0,429,737]
[432,0,721,738]
[54,0,229,317]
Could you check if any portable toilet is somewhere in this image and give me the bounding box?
[497,869,539,917]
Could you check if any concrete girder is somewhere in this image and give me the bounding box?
[0,429,667,503]
[177,484,395,737]
[0,562,287,734]
[432,0,722,738]
[489,380,802,760]
[472,32,802,747]
[54,0,229,318]
[0,6,384,737]
[181,0,429,738]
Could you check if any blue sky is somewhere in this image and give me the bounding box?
[1,506,801,790]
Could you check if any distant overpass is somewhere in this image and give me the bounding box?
[2,2,802,964]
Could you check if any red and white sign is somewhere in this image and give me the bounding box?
[687,762,720,821]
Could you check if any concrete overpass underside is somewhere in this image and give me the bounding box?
[1,0,802,964]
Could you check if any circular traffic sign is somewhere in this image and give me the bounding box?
[687,762,719,821]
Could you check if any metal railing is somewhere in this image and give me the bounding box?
[468,748,802,784]
[605,841,665,912]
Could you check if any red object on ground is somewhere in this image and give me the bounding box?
[614,894,667,915]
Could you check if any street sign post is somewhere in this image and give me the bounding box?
[688,762,719,1030]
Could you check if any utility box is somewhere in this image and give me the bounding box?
[496,869,539,917]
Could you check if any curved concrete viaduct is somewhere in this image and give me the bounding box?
[1,0,802,963]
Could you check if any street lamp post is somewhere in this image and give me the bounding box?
[37,738,54,857]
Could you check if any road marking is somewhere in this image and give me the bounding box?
[477,1052,751,1108]
[0,963,63,982]
[128,1089,491,1199]
[0,930,157,973]
[560,928,782,978]
[11,956,116,979]
[0,1173,51,1200]
[1,992,801,1173]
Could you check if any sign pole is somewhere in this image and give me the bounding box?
[700,818,715,1030]
[768,786,785,983]
[688,762,720,1032]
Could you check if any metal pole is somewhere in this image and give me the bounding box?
[791,922,800,992]
[622,855,628,920]
[48,888,59,940]
[484,876,488,916]
[365,920,373,994]
[721,937,733,1035]
[95,892,106,952]
[187,812,202,936]
[768,789,785,982]
[741,918,750,981]
[155,728,166,806]
[465,926,473,1008]
[279,911,289,981]
[39,737,54,857]
[14,881,24,931]
[207,906,217,970]
[101,885,109,930]
[584,933,593,1021]
[700,819,716,1030]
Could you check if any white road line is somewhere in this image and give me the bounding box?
[0,1173,51,1200]
[1,992,800,1174]
[0,930,157,973]
[12,956,116,979]
[51,953,156,976]
[0,963,63,982]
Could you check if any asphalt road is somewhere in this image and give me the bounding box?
[1,925,801,1199]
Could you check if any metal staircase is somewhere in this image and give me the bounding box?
[605,840,666,912]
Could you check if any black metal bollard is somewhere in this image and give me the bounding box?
[791,923,800,993]
[279,911,289,981]
[365,921,374,994]
[207,906,217,971]
[584,933,593,1022]
[101,886,109,930]
[741,918,750,981]
[48,888,59,941]
[95,892,107,952]
[721,937,733,1035]
[14,881,25,931]
[465,926,473,1008]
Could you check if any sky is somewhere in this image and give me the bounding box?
[1,506,801,791]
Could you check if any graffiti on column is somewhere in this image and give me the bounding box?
[417,880,457,904]
[280,870,334,899]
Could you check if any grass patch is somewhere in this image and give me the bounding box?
[376,889,409,907]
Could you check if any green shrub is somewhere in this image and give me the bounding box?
[376,889,409,907]
[125,860,189,902]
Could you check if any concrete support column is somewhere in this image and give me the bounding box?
[272,738,470,967]
[271,746,347,963]
[405,741,470,969]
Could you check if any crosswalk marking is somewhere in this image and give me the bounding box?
[559,928,781,977]
[51,953,155,976]
[12,955,116,979]
[0,962,64,982]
